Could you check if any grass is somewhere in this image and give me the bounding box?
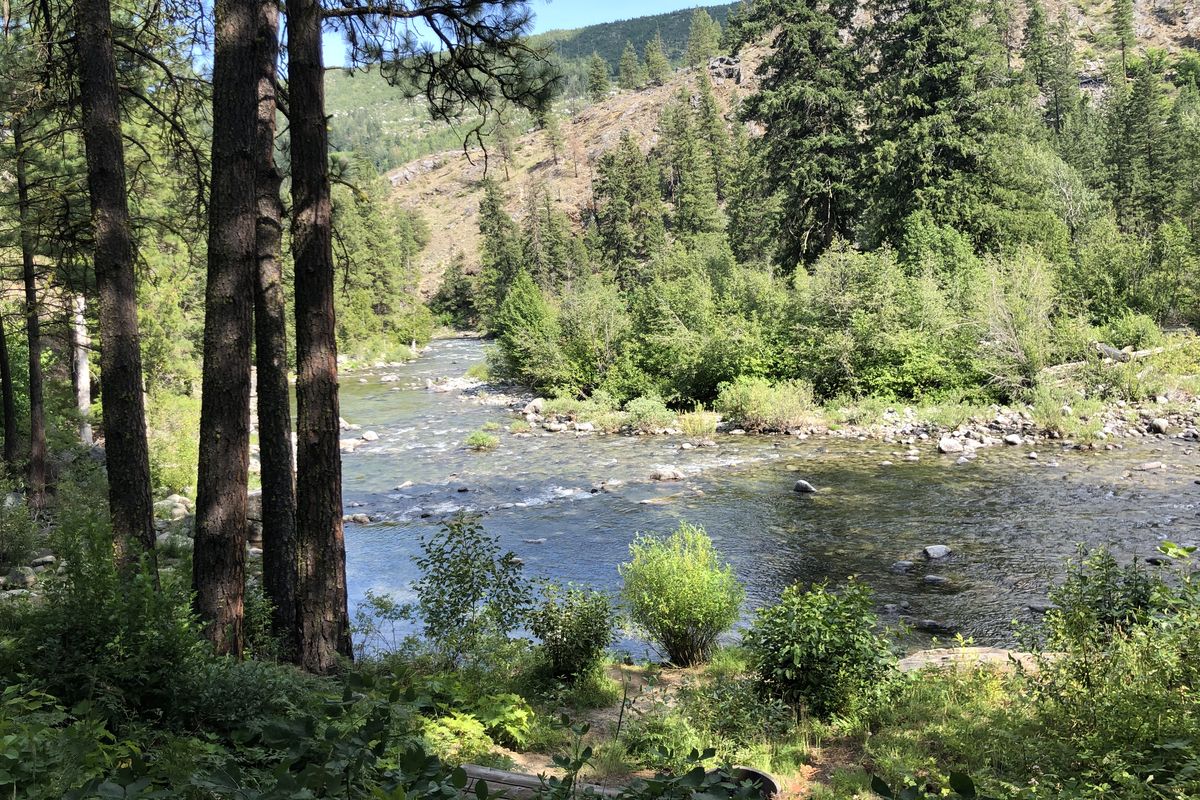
[466,362,491,381]
[678,408,719,439]
[509,419,532,433]
[465,430,500,451]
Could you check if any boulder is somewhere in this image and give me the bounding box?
[345,513,372,524]
[29,555,56,568]
[155,533,193,552]
[523,398,545,416]
[574,422,595,433]
[361,430,380,442]
[380,374,400,383]
[793,479,818,494]
[1150,418,1170,434]
[5,567,36,589]
[937,436,964,454]
[339,438,363,454]
[246,490,263,521]
[924,544,952,559]
[651,467,684,482]
[1003,433,1023,446]
[923,575,951,585]
[890,560,915,573]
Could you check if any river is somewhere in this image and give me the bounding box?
[338,337,1200,652]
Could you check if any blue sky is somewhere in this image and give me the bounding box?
[324,1,730,67]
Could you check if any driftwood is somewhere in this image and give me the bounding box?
[1041,342,1183,376]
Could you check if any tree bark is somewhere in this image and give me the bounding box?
[0,314,15,470]
[288,0,352,673]
[70,294,93,447]
[74,0,156,570]
[193,0,259,657]
[13,121,48,511]
[254,0,299,658]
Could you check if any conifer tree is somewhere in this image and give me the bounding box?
[645,32,671,85]
[618,40,643,90]
[587,52,610,101]
[865,0,1013,246]
[594,132,666,285]
[738,0,862,264]
[477,179,524,320]
[686,9,721,68]
[695,76,731,198]
[539,108,564,165]
[1044,17,1079,135]
[1112,0,1134,77]
[1021,0,1052,88]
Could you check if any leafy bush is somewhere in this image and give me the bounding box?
[676,676,793,764]
[677,408,718,439]
[714,376,816,432]
[974,251,1056,400]
[528,583,616,679]
[624,395,675,432]
[1043,546,1163,649]
[745,579,894,718]
[466,361,491,381]
[620,522,744,666]
[1102,311,1163,351]
[145,391,201,496]
[470,692,534,748]
[421,712,495,765]
[465,431,500,451]
[413,515,531,666]
[0,484,35,570]
[622,708,703,773]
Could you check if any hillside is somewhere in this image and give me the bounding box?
[529,3,737,66]
[384,52,761,296]
[324,3,737,173]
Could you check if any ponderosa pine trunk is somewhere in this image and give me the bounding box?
[74,0,156,569]
[71,294,93,447]
[193,0,259,656]
[288,0,352,674]
[254,0,299,658]
[13,121,48,511]
[0,317,15,469]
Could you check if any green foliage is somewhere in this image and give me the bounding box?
[620,522,744,666]
[145,391,201,496]
[677,408,718,439]
[587,52,610,101]
[421,712,496,765]
[745,580,894,718]
[975,251,1057,399]
[676,676,794,767]
[465,430,500,451]
[430,252,478,329]
[644,33,671,85]
[529,583,616,679]
[491,271,570,389]
[0,483,36,570]
[618,40,644,90]
[685,9,722,68]
[623,396,675,432]
[1102,310,1163,350]
[413,515,531,666]
[714,377,816,432]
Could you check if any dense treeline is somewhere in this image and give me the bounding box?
[452,0,1200,413]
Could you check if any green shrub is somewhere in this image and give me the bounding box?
[974,251,1057,400]
[1044,546,1163,649]
[470,692,534,748]
[421,712,495,765]
[145,391,201,496]
[413,515,531,666]
[624,395,675,432]
[1102,311,1164,351]
[0,484,35,570]
[745,579,894,718]
[678,408,719,439]
[676,676,793,764]
[528,584,616,679]
[620,522,744,666]
[466,361,491,381]
[714,376,816,432]
[465,431,499,451]
[509,419,531,433]
[622,708,703,773]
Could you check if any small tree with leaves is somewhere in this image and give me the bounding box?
[618,40,643,90]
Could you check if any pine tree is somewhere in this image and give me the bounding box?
[988,0,1019,74]
[1044,17,1080,135]
[1021,0,1052,88]
[738,0,862,264]
[1112,0,1134,77]
[477,179,524,320]
[686,9,721,68]
[695,76,731,198]
[587,52,610,101]
[618,40,643,90]
[659,91,722,237]
[645,32,671,85]
[540,108,564,165]
[865,0,1013,246]
[1122,57,1173,236]
[594,132,666,285]
[725,128,782,263]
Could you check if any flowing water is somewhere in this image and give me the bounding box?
[340,337,1200,651]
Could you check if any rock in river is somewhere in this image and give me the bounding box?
[938,436,964,454]
[924,544,952,559]
[651,467,684,481]
[793,479,817,493]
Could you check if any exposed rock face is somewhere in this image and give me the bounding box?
[707,55,741,83]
